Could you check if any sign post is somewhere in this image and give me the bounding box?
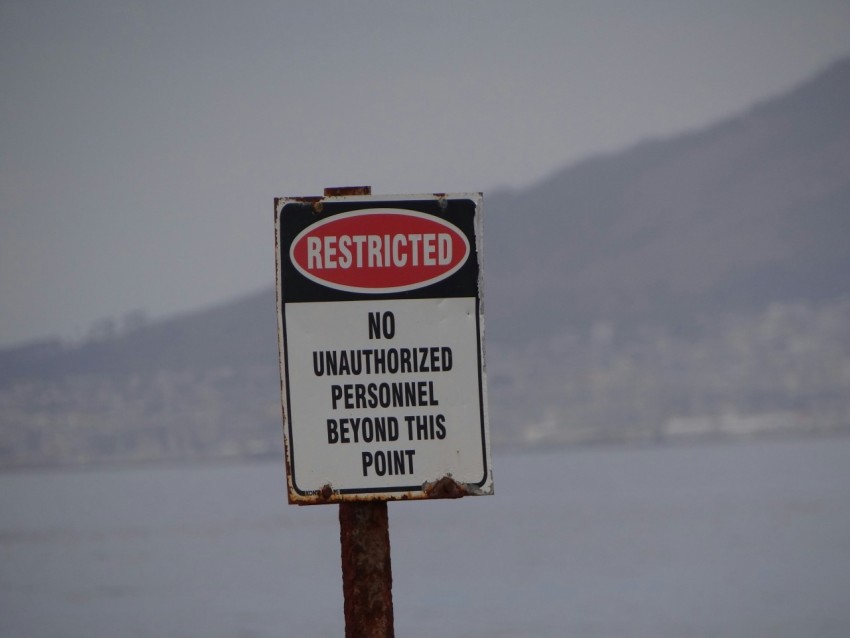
[275,186,492,635]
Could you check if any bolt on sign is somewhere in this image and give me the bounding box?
[275,192,493,504]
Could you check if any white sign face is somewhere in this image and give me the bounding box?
[275,193,491,503]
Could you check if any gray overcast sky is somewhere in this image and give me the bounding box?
[2,0,849,347]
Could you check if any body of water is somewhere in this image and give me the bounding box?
[2,436,850,637]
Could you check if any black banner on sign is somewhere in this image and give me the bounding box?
[278,198,480,304]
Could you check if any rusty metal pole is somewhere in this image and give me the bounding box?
[322,186,394,638]
[339,501,394,637]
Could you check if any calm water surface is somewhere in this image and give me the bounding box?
[2,437,850,637]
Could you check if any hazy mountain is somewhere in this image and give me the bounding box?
[2,58,849,467]
[485,56,850,342]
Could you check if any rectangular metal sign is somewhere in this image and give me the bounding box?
[275,192,492,503]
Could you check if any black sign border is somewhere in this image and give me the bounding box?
[276,195,489,499]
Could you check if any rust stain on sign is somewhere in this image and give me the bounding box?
[423,475,469,499]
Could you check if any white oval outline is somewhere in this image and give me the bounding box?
[290,208,471,294]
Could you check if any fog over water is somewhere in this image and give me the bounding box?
[3,437,850,637]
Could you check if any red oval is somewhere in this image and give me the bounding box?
[290,209,470,293]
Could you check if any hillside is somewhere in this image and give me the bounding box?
[2,58,849,467]
[485,56,850,342]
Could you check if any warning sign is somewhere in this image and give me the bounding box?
[275,193,492,503]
